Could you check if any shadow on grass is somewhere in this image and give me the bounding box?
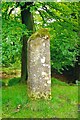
[8,77,21,86]
[0,77,21,87]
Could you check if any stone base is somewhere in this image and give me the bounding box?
[27,90,51,100]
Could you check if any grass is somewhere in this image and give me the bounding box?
[1,78,78,118]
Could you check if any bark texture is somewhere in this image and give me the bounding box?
[20,2,34,82]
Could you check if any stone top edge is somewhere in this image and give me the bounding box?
[28,28,50,41]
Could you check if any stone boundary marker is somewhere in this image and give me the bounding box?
[27,28,51,99]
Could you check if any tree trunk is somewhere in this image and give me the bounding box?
[20,2,34,82]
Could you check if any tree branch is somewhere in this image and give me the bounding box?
[37,10,45,23]
[8,2,20,16]
[9,8,14,16]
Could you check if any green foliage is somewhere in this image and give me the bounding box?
[2,17,26,66]
[32,2,79,72]
[2,2,29,67]
[46,2,79,72]
[50,25,79,72]
[2,2,80,72]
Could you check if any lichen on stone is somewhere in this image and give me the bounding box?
[28,91,52,100]
[29,28,50,41]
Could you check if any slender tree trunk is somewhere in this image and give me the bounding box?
[78,7,80,81]
[20,2,34,82]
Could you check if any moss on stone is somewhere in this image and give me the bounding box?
[29,28,50,41]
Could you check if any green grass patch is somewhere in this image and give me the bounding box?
[51,77,68,86]
[2,78,78,118]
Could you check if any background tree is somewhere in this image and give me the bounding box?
[20,2,34,82]
[2,2,80,82]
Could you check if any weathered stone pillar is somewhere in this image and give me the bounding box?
[27,28,51,99]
